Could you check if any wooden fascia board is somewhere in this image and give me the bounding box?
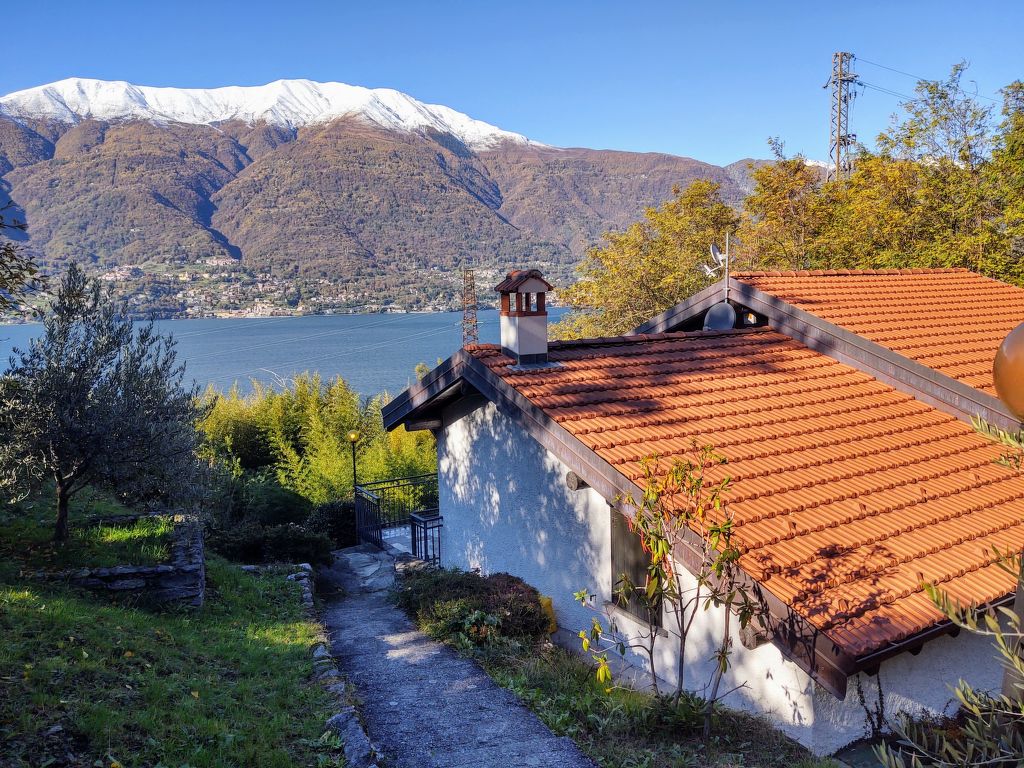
[729,280,1022,432]
[382,351,468,431]
[630,280,728,336]
[459,354,856,698]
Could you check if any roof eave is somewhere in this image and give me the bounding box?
[382,350,472,432]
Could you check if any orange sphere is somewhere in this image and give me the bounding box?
[994,322,1024,420]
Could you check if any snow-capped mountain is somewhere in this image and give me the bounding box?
[0,77,536,150]
[0,76,760,316]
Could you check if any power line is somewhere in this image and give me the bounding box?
[859,80,918,102]
[858,57,999,103]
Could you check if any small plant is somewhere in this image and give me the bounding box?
[460,609,501,645]
[576,441,765,739]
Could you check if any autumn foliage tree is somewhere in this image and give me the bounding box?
[738,64,1024,283]
[552,180,738,339]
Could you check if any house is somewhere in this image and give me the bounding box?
[382,268,1024,755]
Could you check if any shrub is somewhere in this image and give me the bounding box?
[306,500,358,548]
[207,522,332,565]
[240,475,311,526]
[394,567,550,645]
[198,373,437,507]
[261,523,332,565]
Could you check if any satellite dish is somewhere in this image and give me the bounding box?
[703,301,737,331]
[710,243,725,267]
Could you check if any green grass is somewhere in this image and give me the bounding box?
[0,557,343,767]
[0,488,174,576]
[484,645,837,768]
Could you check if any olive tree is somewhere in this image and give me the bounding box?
[0,264,204,541]
[0,208,43,311]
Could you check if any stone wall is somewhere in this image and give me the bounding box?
[35,513,206,607]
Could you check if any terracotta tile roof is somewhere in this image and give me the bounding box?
[732,269,1024,397]
[468,328,1022,659]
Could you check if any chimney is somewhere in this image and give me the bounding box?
[495,269,553,365]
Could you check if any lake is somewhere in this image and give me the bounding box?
[0,308,570,396]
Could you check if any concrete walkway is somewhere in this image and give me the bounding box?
[320,545,597,768]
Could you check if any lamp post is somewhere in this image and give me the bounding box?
[347,430,361,496]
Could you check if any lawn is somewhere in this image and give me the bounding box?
[0,488,175,577]
[0,489,343,767]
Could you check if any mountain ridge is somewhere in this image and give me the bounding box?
[0,78,763,316]
[0,77,538,150]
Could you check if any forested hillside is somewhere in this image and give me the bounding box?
[0,79,758,315]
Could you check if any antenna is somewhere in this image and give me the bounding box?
[824,51,859,181]
[462,266,478,347]
[702,235,736,331]
[710,243,725,267]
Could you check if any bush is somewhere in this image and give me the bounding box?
[306,500,358,548]
[207,522,332,566]
[394,567,550,645]
[198,373,437,506]
[241,475,311,526]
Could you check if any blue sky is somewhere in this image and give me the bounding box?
[5,1,1022,165]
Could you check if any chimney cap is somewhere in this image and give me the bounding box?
[494,269,553,294]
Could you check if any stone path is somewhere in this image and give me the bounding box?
[320,545,597,768]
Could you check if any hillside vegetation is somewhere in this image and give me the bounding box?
[556,65,1024,338]
[0,111,754,314]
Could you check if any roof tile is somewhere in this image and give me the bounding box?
[467,326,1022,660]
[733,269,1024,397]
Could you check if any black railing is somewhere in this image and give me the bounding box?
[355,474,440,558]
[411,510,442,566]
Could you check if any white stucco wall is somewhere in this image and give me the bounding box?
[435,398,1006,755]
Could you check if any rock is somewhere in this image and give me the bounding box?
[312,644,332,660]
[315,668,341,683]
[108,578,146,590]
[326,708,377,768]
[240,565,260,573]
[298,562,314,573]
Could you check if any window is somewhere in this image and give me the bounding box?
[610,509,661,627]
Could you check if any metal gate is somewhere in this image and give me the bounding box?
[355,474,440,562]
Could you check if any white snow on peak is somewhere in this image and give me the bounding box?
[0,77,538,150]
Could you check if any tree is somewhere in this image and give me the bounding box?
[989,81,1024,283]
[738,138,825,268]
[553,181,738,339]
[0,264,205,542]
[0,207,43,312]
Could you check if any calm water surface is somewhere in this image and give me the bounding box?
[0,308,569,396]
